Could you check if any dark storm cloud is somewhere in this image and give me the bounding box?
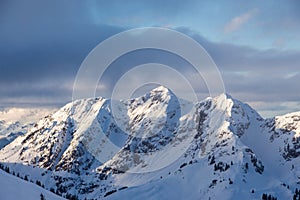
[0,0,125,83]
[1,24,300,109]
[0,0,124,105]
[0,25,123,82]
[0,26,299,100]
[0,24,123,105]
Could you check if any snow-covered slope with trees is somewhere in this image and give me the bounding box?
[0,86,299,200]
[0,169,65,200]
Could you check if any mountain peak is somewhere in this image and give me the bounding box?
[151,85,170,92]
[212,92,233,101]
[148,85,173,97]
[133,85,177,105]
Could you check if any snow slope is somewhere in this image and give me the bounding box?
[0,169,65,200]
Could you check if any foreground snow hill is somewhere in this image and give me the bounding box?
[0,86,299,200]
[0,169,65,200]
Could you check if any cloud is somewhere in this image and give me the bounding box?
[0,0,299,118]
[91,27,300,118]
[224,8,259,33]
[246,101,300,118]
[1,24,300,118]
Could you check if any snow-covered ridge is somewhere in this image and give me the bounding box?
[0,86,299,200]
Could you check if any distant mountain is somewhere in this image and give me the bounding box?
[0,121,29,149]
[0,107,56,149]
[0,86,299,200]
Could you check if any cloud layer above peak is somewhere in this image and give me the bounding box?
[0,1,299,118]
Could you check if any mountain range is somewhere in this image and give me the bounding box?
[0,86,299,200]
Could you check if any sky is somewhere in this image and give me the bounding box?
[0,0,299,118]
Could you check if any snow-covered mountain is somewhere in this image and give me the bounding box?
[0,121,29,149]
[0,86,299,200]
